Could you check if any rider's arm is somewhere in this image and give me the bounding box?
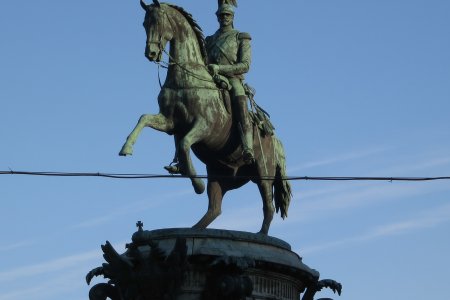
[217,32,251,77]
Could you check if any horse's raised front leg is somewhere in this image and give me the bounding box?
[177,119,208,194]
[119,113,174,156]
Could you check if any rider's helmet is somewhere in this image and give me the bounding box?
[216,4,235,16]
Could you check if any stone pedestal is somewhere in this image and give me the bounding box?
[86,228,341,300]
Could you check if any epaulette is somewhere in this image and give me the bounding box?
[238,32,252,40]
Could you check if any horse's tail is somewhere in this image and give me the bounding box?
[273,137,292,219]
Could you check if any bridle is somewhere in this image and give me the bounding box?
[144,5,216,87]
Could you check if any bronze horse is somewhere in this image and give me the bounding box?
[119,0,291,234]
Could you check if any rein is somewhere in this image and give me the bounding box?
[153,48,216,89]
[156,47,216,84]
[149,7,216,87]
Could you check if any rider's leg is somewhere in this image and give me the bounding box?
[230,78,254,164]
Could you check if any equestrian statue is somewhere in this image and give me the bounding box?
[119,0,292,235]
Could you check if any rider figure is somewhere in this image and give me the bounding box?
[164,1,254,173]
[207,2,254,164]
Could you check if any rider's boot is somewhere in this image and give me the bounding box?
[164,163,180,174]
[164,138,181,174]
[235,95,255,164]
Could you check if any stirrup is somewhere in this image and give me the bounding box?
[242,149,255,165]
[164,162,181,174]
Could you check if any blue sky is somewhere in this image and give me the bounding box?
[1,0,450,299]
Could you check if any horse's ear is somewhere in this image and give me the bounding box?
[153,0,161,7]
[140,0,148,11]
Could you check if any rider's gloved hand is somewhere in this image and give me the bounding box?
[208,64,219,75]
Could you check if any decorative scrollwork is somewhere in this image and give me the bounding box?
[86,238,188,300]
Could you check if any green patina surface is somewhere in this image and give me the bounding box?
[119,0,292,235]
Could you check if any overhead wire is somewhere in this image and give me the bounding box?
[1,170,449,182]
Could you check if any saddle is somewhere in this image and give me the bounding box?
[213,75,275,137]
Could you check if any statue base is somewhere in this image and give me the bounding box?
[87,228,341,300]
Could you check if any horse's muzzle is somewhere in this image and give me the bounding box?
[145,43,162,62]
[145,50,159,62]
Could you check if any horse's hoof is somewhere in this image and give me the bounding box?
[257,228,269,235]
[192,178,205,194]
[119,145,133,156]
[191,224,205,230]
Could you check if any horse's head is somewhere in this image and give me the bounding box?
[140,0,173,62]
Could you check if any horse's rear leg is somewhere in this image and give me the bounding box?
[258,181,275,235]
[192,180,226,229]
[119,113,173,156]
[177,119,208,194]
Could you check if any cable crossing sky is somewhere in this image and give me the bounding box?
[1,170,449,182]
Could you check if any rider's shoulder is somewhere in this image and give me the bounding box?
[207,29,219,38]
[238,32,252,40]
[206,30,221,42]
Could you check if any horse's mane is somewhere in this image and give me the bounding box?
[167,4,208,63]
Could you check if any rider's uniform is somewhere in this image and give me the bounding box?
[205,29,252,97]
